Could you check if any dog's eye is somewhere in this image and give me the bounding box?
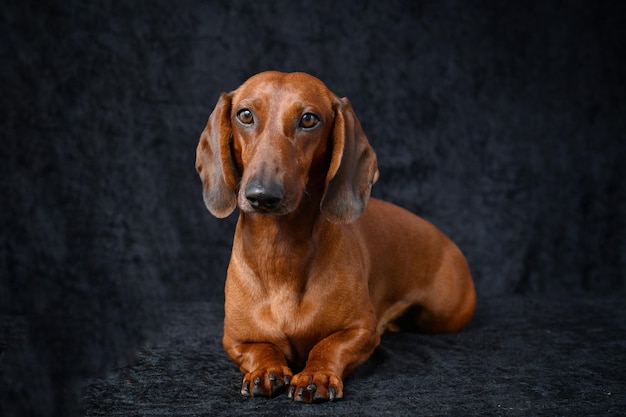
[300,113,319,129]
[236,109,254,125]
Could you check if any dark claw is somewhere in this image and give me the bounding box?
[329,387,336,401]
[242,381,251,396]
[251,377,264,396]
[269,374,276,382]
[284,375,291,386]
[295,387,305,401]
[288,386,295,398]
[307,384,317,393]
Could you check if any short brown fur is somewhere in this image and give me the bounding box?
[196,71,476,403]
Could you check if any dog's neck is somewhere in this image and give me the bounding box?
[234,198,333,290]
[237,203,322,252]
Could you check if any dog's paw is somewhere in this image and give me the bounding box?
[241,366,293,398]
[288,370,343,403]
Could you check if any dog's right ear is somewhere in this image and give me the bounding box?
[195,93,238,218]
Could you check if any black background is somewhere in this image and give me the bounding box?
[1,1,625,416]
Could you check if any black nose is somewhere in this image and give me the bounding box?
[245,182,284,210]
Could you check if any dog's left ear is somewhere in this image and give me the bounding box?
[321,97,379,224]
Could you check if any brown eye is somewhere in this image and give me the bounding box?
[300,113,319,129]
[236,109,254,125]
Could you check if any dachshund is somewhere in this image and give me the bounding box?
[195,71,476,403]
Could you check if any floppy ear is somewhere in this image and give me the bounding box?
[195,93,238,218]
[321,97,379,224]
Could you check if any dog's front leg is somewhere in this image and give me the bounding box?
[289,327,380,403]
[225,341,293,398]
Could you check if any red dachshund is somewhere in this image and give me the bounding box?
[196,71,476,403]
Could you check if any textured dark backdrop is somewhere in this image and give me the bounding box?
[1,1,625,416]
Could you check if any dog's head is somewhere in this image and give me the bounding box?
[195,71,378,224]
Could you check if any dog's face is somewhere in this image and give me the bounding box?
[229,72,336,215]
[196,71,378,223]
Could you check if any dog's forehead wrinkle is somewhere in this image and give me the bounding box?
[236,74,332,112]
[233,97,263,112]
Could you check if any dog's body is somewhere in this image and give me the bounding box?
[196,71,476,403]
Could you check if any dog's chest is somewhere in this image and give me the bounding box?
[254,288,331,356]
[257,288,316,333]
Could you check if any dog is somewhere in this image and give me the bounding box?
[195,71,476,403]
